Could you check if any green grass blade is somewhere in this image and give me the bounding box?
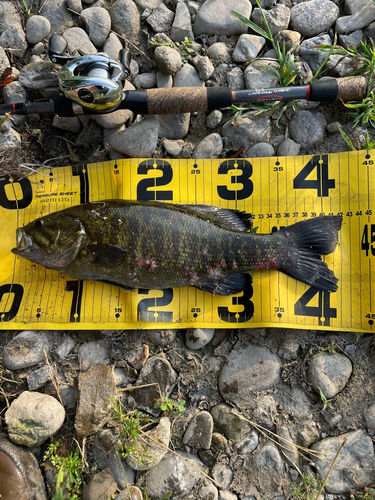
[231,11,271,40]
[339,128,356,151]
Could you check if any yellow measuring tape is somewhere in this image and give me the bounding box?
[0,150,374,331]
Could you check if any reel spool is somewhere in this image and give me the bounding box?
[49,34,131,113]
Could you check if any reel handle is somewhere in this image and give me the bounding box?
[119,49,132,78]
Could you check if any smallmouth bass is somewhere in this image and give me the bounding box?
[12,200,342,295]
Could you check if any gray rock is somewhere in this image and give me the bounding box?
[277,426,299,466]
[143,329,177,346]
[0,25,28,58]
[277,337,301,360]
[299,34,332,75]
[0,128,21,152]
[207,110,223,129]
[59,384,76,411]
[54,334,76,360]
[185,328,215,349]
[103,32,124,60]
[194,0,252,36]
[183,411,213,449]
[275,30,301,52]
[174,63,204,87]
[365,404,375,434]
[290,0,339,37]
[171,2,194,42]
[236,429,259,454]
[115,486,143,500]
[111,0,141,40]
[246,142,274,157]
[325,54,359,77]
[91,108,133,129]
[154,45,183,75]
[312,430,375,493]
[67,0,82,12]
[130,353,178,415]
[39,0,73,35]
[219,492,238,500]
[289,110,327,149]
[212,463,233,489]
[232,35,266,63]
[193,133,223,159]
[26,366,51,391]
[147,113,191,139]
[219,342,281,406]
[162,138,183,155]
[207,42,232,65]
[146,4,175,33]
[108,119,159,157]
[82,468,117,500]
[82,7,111,47]
[306,352,353,399]
[227,67,245,90]
[134,71,157,89]
[277,137,300,157]
[199,484,219,500]
[79,339,111,371]
[222,113,271,151]
[336,0,375,34]
[5,391,65,447]
[251,4,290,37]
[63,27,97,54]
[0,47,10,71]
[244,60,279,90]
[0,1,23,35]
[144,450,209,499]
[134,0,163,9]
[338,30,363,50]
[327,121,342,134]
[2,81,26,104]
[3,331,52,370]
[75,364,116,437]
[254,444,283,471]
[211,402,252,442]
[126,417,171,470]
[157,71,173,88]
[25,16,51,44]
[52,115,82,133]
[192,55,214,80]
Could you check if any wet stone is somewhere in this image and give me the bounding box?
[183,411,213,449]
[82,468,117,500]
[306,352,353,399]
[3,331,52,370]
[75,364,116,437]
[5,391,65,447]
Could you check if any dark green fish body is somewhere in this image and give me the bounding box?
[12,200,342,295]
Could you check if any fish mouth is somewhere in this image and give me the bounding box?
[12,228,33,255]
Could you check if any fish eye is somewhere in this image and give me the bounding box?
[34,219,44,230]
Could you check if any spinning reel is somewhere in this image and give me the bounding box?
[49,34,132,113]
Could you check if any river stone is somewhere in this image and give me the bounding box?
[246,142,275,157]
[146,4,174,32]
[185,328,215,350]
[299,34,332,75]
[219,342,281,405]
[365,404,375,434]
[0,25,26,58]
[174,63,204,87]
[3,331,52,370]
[192,55,214,80]
[212,463,233,489]
[134,0,164,9]
[0,128,21,152]
[232,35,266,63]
[115,487,143,500]
[170,2,194,41]
[144,450,209,499]
[154,45,183,75]
[244,60,279,90]
[336,0,375,33]
[254,444,283,471]
[126,417,171,470]
[75,364,116,437]
[251,4,290,37]
[82,7,111,47]
[306,352,352,399]
[222,112,271,151]
[312,430,375,493]
[194,0,252,36]
[193,133,223,159]
[211,403,252,442]
[277,138,300,157]
[134,72,157,89]
[108,119,159,157]
[162,138,183,155]
[93,429,135,489]
[25,16,51,44]
[82,468,117,500]
[227,67,245,90]
[62,27,97,54]
[146,113,190,139]
[289,110,327,149]
[91,108,133,129]
[129,353,178,415]
[111,0,141,40]
[5,392,65,447]
[79,339,111,371]
[103,32,123,60]
[183,411,213,449]
[39,0,73,35]
[157,71,173,88]
[290,0,339,37]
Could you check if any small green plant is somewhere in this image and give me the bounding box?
[154,396,186,416]
[351,487,375,499]
[149,36,194,62]
[339,128,375,151]
[317,387,331,413]
[20,0,32,15]
[318,342,337,354]
[291,473,325,500]
[43,440,88,500]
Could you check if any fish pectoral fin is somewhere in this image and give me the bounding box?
[194,273,247,296]
[98,280,135,292]
[85,244,128,266]
[182,205,253,232]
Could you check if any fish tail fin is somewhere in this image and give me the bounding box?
[276,216,342,292]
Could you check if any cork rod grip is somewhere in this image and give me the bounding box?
[336,76,368,102]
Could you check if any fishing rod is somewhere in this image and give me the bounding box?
[0,34,368,118]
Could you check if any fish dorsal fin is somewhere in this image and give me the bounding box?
[182,205,252,232]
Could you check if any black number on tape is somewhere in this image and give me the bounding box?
[294,287,336,326]
[72,165,90,204]
[66,280,84,322]
[361,224,375,257]
[293,155,335,197]
[217,159,253,200]
[137,288,173,321]
[0,175,32,210]
[137,160,173,201]
[218,275,254,323]
[0,283,23,322]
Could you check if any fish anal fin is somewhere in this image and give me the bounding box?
[194,273,246,296]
